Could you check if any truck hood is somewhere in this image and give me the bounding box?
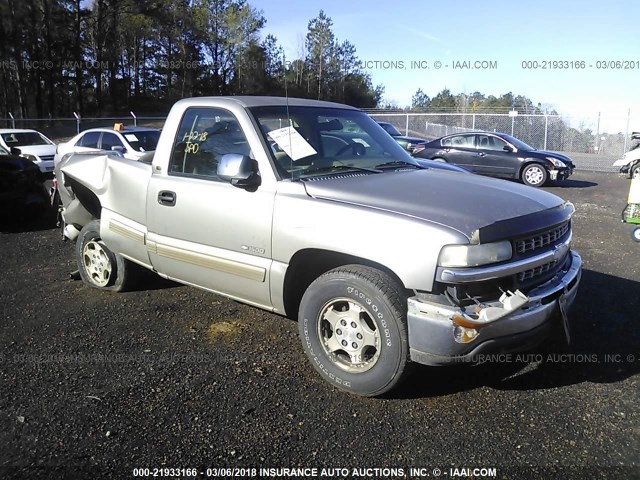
[302,169,567,241]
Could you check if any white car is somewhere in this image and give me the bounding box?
[612,132,640,179]
[54,126,161,166]
[0,129,57,173]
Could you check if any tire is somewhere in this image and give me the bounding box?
[631,165,640,180]
[632,227,640,243]
[76,220,132,292]
[298,265,410,396]
[432,157,446,162]
[521,163,548,187]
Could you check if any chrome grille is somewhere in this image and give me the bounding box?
[39,155,55,162]
[515,222,569,254]
[518,260,558,282]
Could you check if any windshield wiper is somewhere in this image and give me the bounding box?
[302,164,382,176]
[375,160,422,169]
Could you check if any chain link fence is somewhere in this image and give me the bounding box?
[1,115,166,142]
[368,112,633,173]
[1,111,633,172]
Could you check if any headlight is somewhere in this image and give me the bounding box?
[546,156,566,168]
[438,241,512,267]
[20,153,39,163]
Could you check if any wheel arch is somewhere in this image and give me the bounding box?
[64,176,102,226]
[516,159,549,179]
[282,248,408,319]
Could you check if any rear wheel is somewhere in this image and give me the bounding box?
[298,265,410,396]
[76,220,132,292]
[631,165,640,179]
[632,227,640,243]
[521,163,548,187]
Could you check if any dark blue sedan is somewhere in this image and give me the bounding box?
[413,131,575,187]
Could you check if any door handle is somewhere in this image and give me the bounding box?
[477,152,486,157]
[158,191,176,206]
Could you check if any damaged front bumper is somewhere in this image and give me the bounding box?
[407,250,582,365]
[549,167,573,181]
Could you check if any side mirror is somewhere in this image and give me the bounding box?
[111,146,125,155]
[503,145,514,152]
[10,147,21,156]
[217,154,261,189]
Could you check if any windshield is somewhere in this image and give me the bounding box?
[499,133,535,151]
[122,130,161,152]
[1,131,53,147]
[249,106,416,179]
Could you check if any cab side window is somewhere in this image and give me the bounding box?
[169,107,251,180]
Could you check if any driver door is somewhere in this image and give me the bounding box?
[145,107,275,309]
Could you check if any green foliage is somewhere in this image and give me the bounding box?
[411,89,430,110]
[0,2,383,117]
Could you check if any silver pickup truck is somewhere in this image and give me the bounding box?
[56,96,582,396]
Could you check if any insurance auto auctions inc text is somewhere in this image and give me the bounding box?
[357,59,498,70]
[202,466,498,478]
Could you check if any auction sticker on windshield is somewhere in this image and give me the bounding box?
[268,126,317,161]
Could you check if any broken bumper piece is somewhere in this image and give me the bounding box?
[407,251,582,365]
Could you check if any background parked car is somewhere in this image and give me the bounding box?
[0,144,51,221]
[612,131,640,179]
[54,126,161,166]
[376,121,429,153]
[0,129,57,174]
[413,131,575,187]
[413,158,471,174]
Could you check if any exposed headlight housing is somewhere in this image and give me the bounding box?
[438,241,513,267]
[546,156,566,168]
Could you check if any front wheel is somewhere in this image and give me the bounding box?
[631,165,640,180]
[632,227,640,243]
[521,163,548,187]
[298,265,410,396]
[76,220,132,292]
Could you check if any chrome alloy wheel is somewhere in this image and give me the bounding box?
[317,298,381,372]
[524,165,546,185]
[82,239,113,287]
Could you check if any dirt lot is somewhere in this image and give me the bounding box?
[0,171,638,479]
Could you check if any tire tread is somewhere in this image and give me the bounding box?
[302,264,412,396]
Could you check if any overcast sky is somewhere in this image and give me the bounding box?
[250,0,640,133]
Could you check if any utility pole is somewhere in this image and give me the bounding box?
[623,108,631,152]
[596,112,601,154]
[317,38,323,100]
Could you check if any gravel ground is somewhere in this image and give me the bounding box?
[0,171,638,480]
